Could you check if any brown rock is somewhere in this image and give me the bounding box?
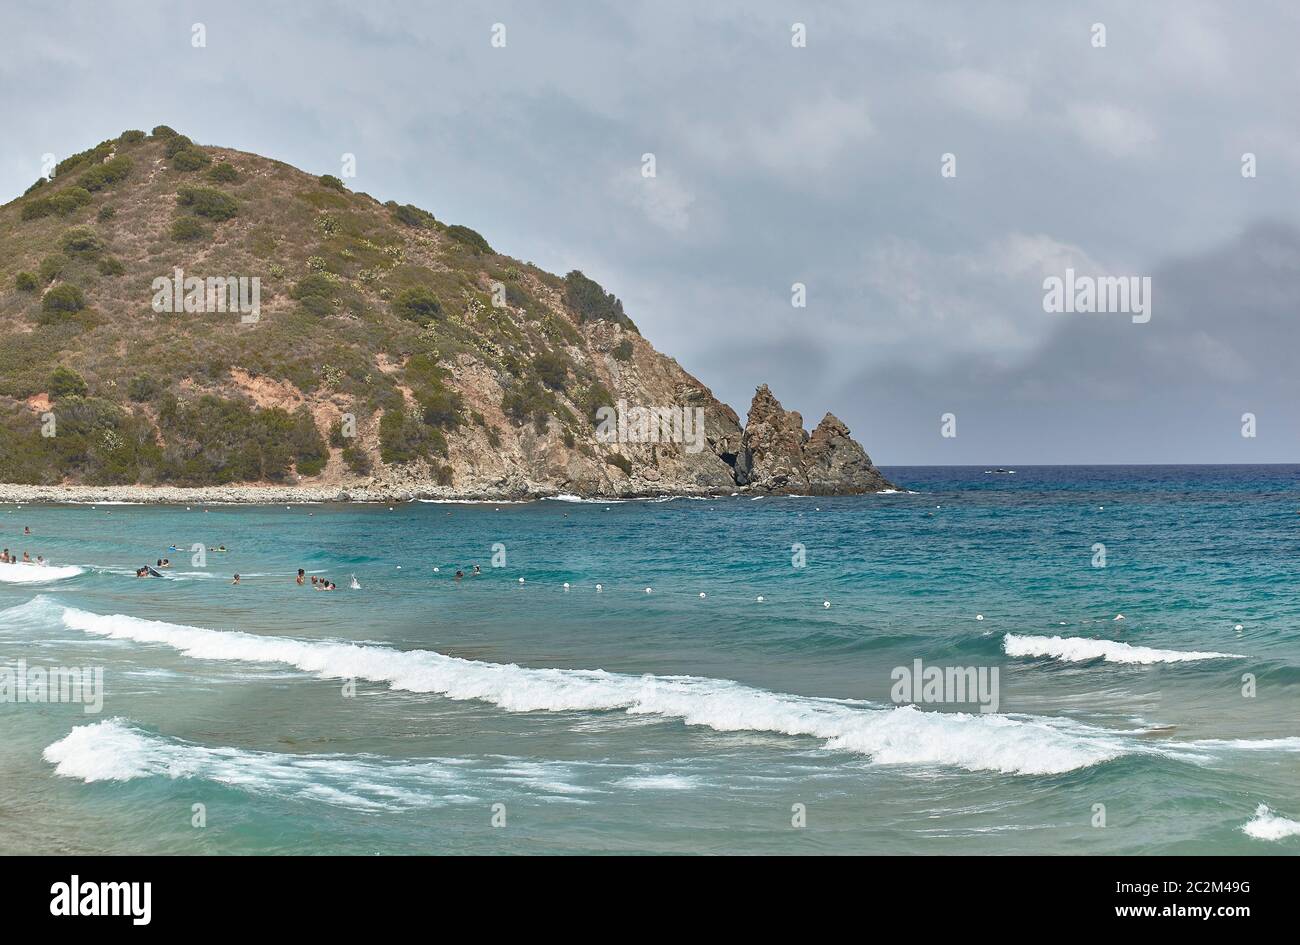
[737,386,895,494]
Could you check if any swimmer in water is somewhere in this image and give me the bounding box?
[36,556,45,566]
[472,564,481,576]
[24,527,31,536]
[296,569,305,585]
[310,575,319,587]
[231,574,240,585]
[22,552,31,563]
[455,569,464,580]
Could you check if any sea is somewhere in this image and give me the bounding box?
[1,465,1297,855]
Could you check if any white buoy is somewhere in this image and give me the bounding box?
[1114,614,1125,621]
[389,506,394,511]
[823,601,830,609]
[518,577,525,584]
[756,595,764,602]
[645,587,652,594]
[699,592,706,598]
[1234,623,1244,631]
[563,582,570,590]
[976,614,984,621]
[396,565,402,570]
[596,584,603,592]
[433,567,439,572]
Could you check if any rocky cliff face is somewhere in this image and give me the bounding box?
[0,127,895,498]
[728,385,895,495]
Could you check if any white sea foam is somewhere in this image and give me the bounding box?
[615,774,701,790]
[0,562,84,583]
[42,718,589,810]
[19,596,1166,776]
[1004,633,1243,664]
[1242,804,1300,841]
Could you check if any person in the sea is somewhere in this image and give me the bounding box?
[23,526,31,536]
[296,569,305,585]
[35,556,45,566]
[160,558,171,568]
[135,567,148,578]
[472,564,481,576]
[231,574,240,585]
[310,575,319,587]
[21,552,31,563]
[454,569,464,580]
[0,549,9,563]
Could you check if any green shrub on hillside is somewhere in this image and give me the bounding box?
[77,155,132,192]
[21,186,92,220]
[534,350,569,390]
[49,366,88,398]
[163,135,194,158]
[1,395,162,485]
[417,384,464,430]
[290,273,336,316]
[612,338,634,361]
[96,256,126,276]
[446,224,492,255]
[156,395,308,484]
[378,409,447,464]
[290,408,328,476]
[319,174,346,191]
[24,178,48,196]
[563,270,635,329]
[393,287,442,323]
[41,284,86,319]
[38,255,68,284]
[55,141,114,177]
[60,226,104,256]
[127,375,159,402]
[389,202,437,229]
[171,216,208,242]
[150,125,179,138]
[97,205,116,222]
[171,148,211,171]
[207,162,239,183]
[15,272,38,292]
[501,379,552,427]
[119,129,146,144]
[342,446,372,475]
[176,186,237,221]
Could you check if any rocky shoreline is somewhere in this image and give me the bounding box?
[0,482,756,506]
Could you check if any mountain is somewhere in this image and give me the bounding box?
[0,127,895,498]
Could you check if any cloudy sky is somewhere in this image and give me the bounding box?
[3,1,1298,463]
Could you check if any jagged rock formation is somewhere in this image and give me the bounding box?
[0,127,896,498]
[731,385,895,495]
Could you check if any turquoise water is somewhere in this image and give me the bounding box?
[1,465,1297,854]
